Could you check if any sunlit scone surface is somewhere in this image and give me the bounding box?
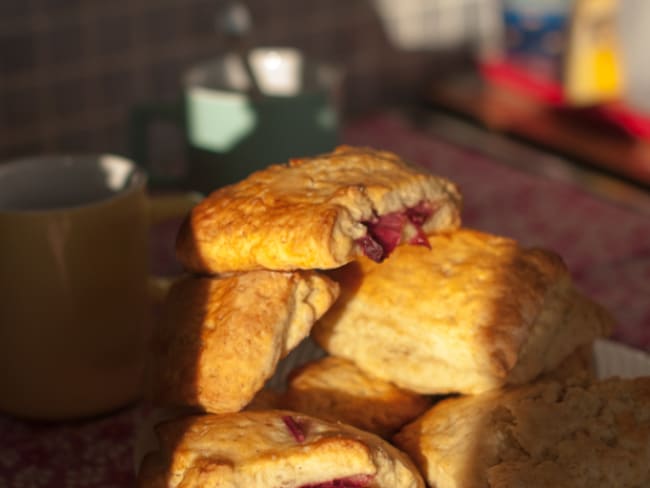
[151,270,338,414]
[176,145,461,274]
[313,229,614,395]
[137,410,425,488]
[282,356,432,438]
[393,376,650,488]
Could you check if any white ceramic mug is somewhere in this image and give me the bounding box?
[0,154,196,420]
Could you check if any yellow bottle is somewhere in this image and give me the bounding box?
[564,0,625,106]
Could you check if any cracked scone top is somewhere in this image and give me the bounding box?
[176,145,462,274]
[393,376,650,488]
[137,410,425,488]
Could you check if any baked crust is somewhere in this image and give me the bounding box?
[393,376,650,488]
[282,356,432,438]
[150,270,339,413]
[313,229,614,394]
[137,409,425,488]
[176,145,462,274]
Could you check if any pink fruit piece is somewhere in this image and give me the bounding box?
[282,415,306,443]
[408,226,431,248]
[365,212,406,258]
[405,201,434,227]
[355,235,385,262]
[355,200,435,262]
[299,474,375,487]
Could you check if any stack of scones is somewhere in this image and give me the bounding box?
[137,146,649,488]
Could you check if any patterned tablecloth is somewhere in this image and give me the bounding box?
[1,112,649,487]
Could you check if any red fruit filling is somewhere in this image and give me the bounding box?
[355,235,385,263]
[364,211,406,260]
[282,415,306,443]
[299,474,375,488]
[356,201,434,262]
[405,200,434,226]
[408,227,430,247]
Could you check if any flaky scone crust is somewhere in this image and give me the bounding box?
[282,356,432,438]
[150,271,338,413]
[176,145,462,274]
[313,229,614,394]
[137,409,425,488]
[393,376,650,488]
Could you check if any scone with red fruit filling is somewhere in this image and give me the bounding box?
[176,145,461,274]
[137,410,425,487]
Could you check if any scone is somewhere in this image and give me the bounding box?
[176,145,462,274]
[313,229,614,394]
[282,356,432,438]
[137,410,425,487]
[150,270,339,413]
[393,376,650,488]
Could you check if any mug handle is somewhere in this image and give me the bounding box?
[128,101,187,189]
[145,191,203,302]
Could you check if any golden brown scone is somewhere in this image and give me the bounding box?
[282,356,432,438]
[151,270,339,413]
[176,145,462,274]
[393,376,650,488]
[313,229,614,395]
[137,409,425,488]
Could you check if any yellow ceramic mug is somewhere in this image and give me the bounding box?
[0,154,198,420]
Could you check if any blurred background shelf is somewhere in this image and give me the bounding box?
[424,70,650,190]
